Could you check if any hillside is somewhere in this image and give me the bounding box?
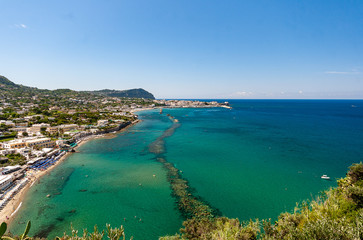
[88,88,155,99]
[0,75,18,87]
[0,75,155,100]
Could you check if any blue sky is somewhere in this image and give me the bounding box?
[1,0,363,99]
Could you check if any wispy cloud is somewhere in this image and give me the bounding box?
[14,24,27,29]
[227,91,254,98]
[235,91,253,96]
[325,71,360,75]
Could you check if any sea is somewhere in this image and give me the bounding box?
[9,100,363,239]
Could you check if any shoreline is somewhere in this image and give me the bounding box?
[0,119,141,225]
[0,151,73,224]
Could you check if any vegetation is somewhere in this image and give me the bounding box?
[89,88,155,99]
[1,221,31,240]
[0,153,26,167]
[0,75,154,101]
[0,221,130,240]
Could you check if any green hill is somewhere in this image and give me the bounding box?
[0,75,18,87]
[0,75,155,99]
[88,88,155,99]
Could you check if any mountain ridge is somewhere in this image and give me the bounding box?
[0,75,155,99]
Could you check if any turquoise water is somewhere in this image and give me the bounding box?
[10,100,363,239]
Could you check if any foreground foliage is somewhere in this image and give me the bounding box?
[1,163,362,240]
[0,222,130,240]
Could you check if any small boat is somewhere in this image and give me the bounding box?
[321,175,330,180]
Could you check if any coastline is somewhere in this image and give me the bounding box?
[0,119,141,225]
[0,150,72,224]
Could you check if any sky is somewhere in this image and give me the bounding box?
[1,0,363,99]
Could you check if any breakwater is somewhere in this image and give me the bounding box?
[148,115,220,220]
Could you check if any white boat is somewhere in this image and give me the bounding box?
[321,175,330,180]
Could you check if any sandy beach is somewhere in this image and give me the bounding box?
[0,119,141,224]
[0,151,72,224]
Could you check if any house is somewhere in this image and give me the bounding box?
[0,149,16,156]
[47,126,59,135]
[15,122,28,127]
[49,106,60,111]
[97,120,109,127]
[1,165,20,175]
[29,123,50,133]
[2,139,27,149]
[0,120,15,127]
[25,138,55,148]
[59,124,78,132]
[2,137,55,149]
[9,127,28,133]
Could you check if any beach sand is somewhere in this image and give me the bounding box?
[0,119,141,224]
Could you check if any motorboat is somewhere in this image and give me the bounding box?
[321,175,330,180]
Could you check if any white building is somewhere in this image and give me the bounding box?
[97,120,109,127]
[2,137,55,149]
[1,165,20,175]
[0,120,15,126]
[0,175,14,191]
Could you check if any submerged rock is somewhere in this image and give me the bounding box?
[68,209,76,214]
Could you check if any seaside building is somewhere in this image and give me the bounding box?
[1,137,55,149]
[15,122,28,127]
[47,126,59,135]
[0,149,15,156]
[25,138,55,148]
[9,127,28,133]
[29,123,50,133]
[0,120,15,126]
[97,119,109,127]
[2,140,26,149]
[1,165,20,175]
[59,124,78,132]
[0,175,14,192]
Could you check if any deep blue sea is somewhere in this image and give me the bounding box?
[10,100,363,239]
